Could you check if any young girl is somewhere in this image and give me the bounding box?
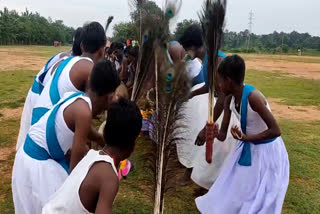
[196,55,289,214]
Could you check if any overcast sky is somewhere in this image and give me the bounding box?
[1,0,320,37]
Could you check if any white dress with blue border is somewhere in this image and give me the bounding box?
[12,92,92,214]
[195,85,289,214]
[16,53,66,151]
[31,56,92,126]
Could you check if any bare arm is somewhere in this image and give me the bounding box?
[69,102,92,172]
[216,95,232,141]
[189,84,208,99]
[233,90,281,143]
[120,58,128,82]
[195,93,226,145]
[95,173,119,214]
[69,59,94,92]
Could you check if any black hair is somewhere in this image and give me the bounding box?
[178,24,203,50]
[90,60,120,96]
[113,42,124,51]
[104,98,142,149]
[217,55,245,85]
[81,22,106,54]
[127,46,139,58]
[72,27,83,56]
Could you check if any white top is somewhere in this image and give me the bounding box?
[186,58,202,79]
[230,94,271,135]
[34,56,93,111]
[29,93,92,155]
[42,150,118,214]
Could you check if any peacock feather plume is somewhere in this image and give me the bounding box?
[199,0,227,163]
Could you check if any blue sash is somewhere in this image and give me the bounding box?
[192,70,204,86]
[31,56,74,125]
[31,54,57,95]
[238,85,276,166]
[49,56,74,105]
[24,92,84,173]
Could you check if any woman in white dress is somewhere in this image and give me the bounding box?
[196,55,289,214]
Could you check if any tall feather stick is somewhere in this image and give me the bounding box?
[105,16,114,34]
[151,1,189,213]
[199,0,226,163]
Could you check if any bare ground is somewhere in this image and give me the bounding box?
[0,48,46,71]
[246,59,319,80]
[268,98,319,121]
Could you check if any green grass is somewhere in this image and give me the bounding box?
[280,120,320,214]
[246,69,320,107]
[0,50,319,213]
[0,70,36,109]
[0,118,19,214]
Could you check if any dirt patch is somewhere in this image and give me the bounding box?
[268,98,319,121]
[246,58,319,80]
[0,48,46,71]
[0,107,23,122]
[0,145,15,161]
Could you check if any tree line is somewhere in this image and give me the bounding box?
[173,19,320,54]
[1,5,319,55]
[0,7,74,45]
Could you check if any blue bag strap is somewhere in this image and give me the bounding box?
[46,92,84,173]
[49,56,74,105]
[238,84,255,166]
[38,54,58,84]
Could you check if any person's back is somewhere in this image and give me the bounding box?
[16,27,84,151]
[12,60,120,214]
[31,21,106,125]
[43,99,142,214]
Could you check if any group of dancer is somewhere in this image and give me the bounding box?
[12,20,289,214]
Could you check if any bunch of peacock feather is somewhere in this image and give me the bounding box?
[130,1,190,213]
[199,0,227,163]
[152,1,190,214]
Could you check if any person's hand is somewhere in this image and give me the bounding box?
[206,122,219,141]
[195,127,206,146]
[231,125,246,141]
[195,123,219,146]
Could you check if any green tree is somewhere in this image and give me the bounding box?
[112,22,137,43]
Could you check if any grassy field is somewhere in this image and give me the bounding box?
[0,46,319,213]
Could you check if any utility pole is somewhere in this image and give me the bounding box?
[246,10,254,52]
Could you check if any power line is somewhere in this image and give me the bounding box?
[246,10,254,52]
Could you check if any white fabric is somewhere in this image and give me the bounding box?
[176,83,208,168]
[195,96,289,214]
[33,56,92,111]
[186,58,202,79]
[15,54,67,151]
[191,110,239,189]
[42,150,117,214]
[12,94,92,214]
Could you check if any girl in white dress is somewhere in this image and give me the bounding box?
[196,55,289,214]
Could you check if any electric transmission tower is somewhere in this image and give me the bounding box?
[246,10,254,52]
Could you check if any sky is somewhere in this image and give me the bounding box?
[1,0,320,37]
